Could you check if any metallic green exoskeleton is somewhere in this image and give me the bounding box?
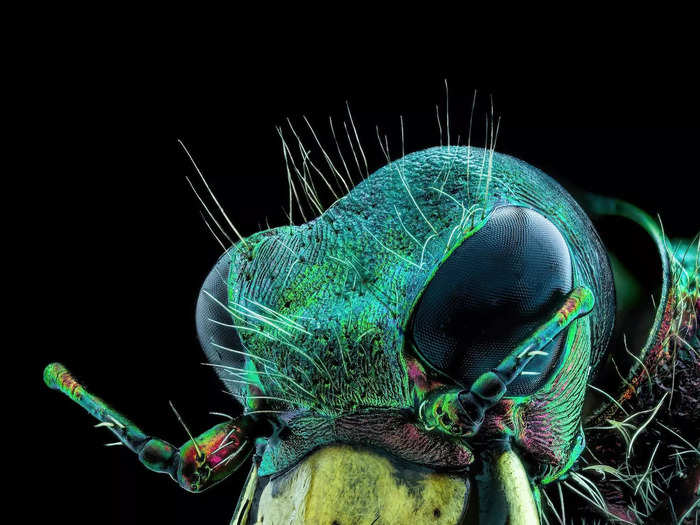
[46,140,699,524]
[202,146,613,475]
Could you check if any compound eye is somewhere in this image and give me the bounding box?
[196,253,247,396]
[410,206,573,395]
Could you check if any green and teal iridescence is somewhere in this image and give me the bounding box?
[213,146,614,478]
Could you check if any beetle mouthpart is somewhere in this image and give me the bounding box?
[239,444,471,524]
[492,450,540,525]
[232,445,541,524]
[231,462,259,525]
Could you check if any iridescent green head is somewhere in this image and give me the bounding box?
[196,145,615,520]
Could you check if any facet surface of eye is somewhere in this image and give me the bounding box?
[411,206,573,395]
[196,253,246,396]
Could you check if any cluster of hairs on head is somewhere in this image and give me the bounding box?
[273,84,502,235]
[179,86,520,418]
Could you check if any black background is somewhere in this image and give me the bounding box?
[26,51,699,524]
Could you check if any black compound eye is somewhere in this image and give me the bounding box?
[196,253,247,396]
[410,206,573,395]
